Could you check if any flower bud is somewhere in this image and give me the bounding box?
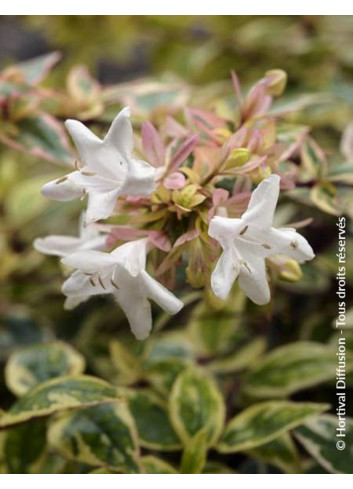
[265,69,287,97]
[225,148,251,170]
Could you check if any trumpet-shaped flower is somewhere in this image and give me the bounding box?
[41,107,156,224]
[33,213,107,257]
[61,238,183,340]
[208,174,315,304]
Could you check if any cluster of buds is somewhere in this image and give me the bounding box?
[35,71,315,339]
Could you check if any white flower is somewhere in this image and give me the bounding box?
[41,107,156,224]
[208,174,315,304]
[33,213,107,257]
[61,238,183,340]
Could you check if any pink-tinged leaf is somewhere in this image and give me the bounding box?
[227,191,252,217]
[279,174,296,190]
[3,52,61,86]
[242,83,272,120]
[247,129,264,152]
[234,155,267,175]
[141,121,166,167]
[279,130,309,162]
[187,108,226,130]
[229,126,249,149]
[168,134,199,172]
[0,114,73,165]
[212,188,229,206]
[67,65,101,102]
[286,217,314,229]
[106,226,146,247]
[208,188,230,222]
[173,229,200,248]
[148,230,172,252]
[231,70,243,108]
[164,171,186,190]
[164,116,188,139]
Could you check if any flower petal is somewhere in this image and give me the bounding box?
[41,172,83,201]
[62,250,117,273]
[119,159,156,196]
[105,106,133,160]
[267,227,315,263]
[64,295,89,310]
[211,247,240,300]
[34,236,82,257]
[209,216,243,249]
[62,270,112,297]
[139,270,183,314]
[114,281,152,340]
[65,119,102,166]
[238,254,270,305]
[85,190,119,224]
[66,111,129,182]
[111,238,148,276]
[242,174,280,229]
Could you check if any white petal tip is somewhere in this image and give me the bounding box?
[167,299,184,315]
[120,106,131,118]
[133,330,151,341]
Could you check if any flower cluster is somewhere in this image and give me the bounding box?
[35,71,315,339]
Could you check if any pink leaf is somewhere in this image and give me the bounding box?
[242,83,272,120]
[106,226,146,247]
[148,230,172,252]
[212,188,229,206]
[164,116,188,139]
[141,121,165,167]
[173,229,200,248]
[231,70,243,108]
[169,134,199,172]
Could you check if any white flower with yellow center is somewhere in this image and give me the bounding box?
[209,174,315,304]
[41,107,156,224]
[61,238,183,340]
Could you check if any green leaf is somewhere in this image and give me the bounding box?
[202,461,235,474]
[109,340,141,385]
[1,115,73,164]
[188,289,245,355]
[208,337,267,374]
[217,401,329,453]
[126,389,182,451]
[244,342,353,398]
[142,456,178,474]
[300,137,327,179]
[5,341,86,397]
[67,65,100,102]
[8,52,61,85]
[180,429,208,474]
[310,182,341,216]
[47,402,141,474]
[144,359,187,395]
[4,419,47,473]
[328,162,353,185]
[247,433,301,474]
[0,375,118,429]
[295,415,353,474]
[169,367,225,446]
[144,332,195,363]
[6,175,52,224]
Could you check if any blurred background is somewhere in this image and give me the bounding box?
[1,15,353,88]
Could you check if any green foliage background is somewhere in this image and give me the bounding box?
[0,15,353,474]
